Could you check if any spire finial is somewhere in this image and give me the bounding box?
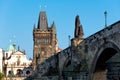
[40,5,42,10]
[104,11,107,27]
[13,35,16,44]
[40,0,47,11]
[10,39,12,43]
[44,5,47,11]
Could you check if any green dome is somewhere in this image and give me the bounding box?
[6,44,16,51]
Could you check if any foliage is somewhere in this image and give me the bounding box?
[0,72,5,80]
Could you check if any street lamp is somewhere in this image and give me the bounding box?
[104,11,107,27]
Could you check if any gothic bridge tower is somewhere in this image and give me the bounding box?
[33,11,58,69]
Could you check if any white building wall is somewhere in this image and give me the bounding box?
[4,51,12,58]
[5,51,32,76]
[0,48,3,72]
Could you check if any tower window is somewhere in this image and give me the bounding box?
[37,39,41,44]
[45,39,49,44]
[41,47,45,51]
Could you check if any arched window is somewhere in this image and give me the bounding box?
[26,70,30,75]
[16,69,23,77]
[8,70,14,77]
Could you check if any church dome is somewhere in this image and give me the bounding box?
[6,44,16,51]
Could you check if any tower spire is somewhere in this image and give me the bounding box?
[51,21,56,33]
[37,12,48,30]
[38,0,48,30]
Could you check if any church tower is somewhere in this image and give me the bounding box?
[33,11,58,68]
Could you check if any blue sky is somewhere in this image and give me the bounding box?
[0,0,120,59]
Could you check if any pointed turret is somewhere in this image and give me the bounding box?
[33,24,36,29]
[51,21,56,33]
[74,15,84,38]
[37,11,48,30]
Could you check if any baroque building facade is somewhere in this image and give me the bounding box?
[33,11,60,69]
[3,43,32,79]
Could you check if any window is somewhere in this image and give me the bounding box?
[6,53,8,58]
[45,39,49,44]
[26,70,30,75]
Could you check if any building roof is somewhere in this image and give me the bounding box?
[37,11,48,30]
[6,44,16,51]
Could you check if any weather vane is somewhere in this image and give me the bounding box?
[104,11,107,27]
[10,39,12,43]
[13,35,16,45]
[40,5,42,10]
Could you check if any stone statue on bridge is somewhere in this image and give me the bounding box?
[74,15,84,38]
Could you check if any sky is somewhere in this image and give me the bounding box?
[0,0,120,59]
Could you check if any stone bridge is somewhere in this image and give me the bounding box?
[58,20,120,80]
[31,19,120,80]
